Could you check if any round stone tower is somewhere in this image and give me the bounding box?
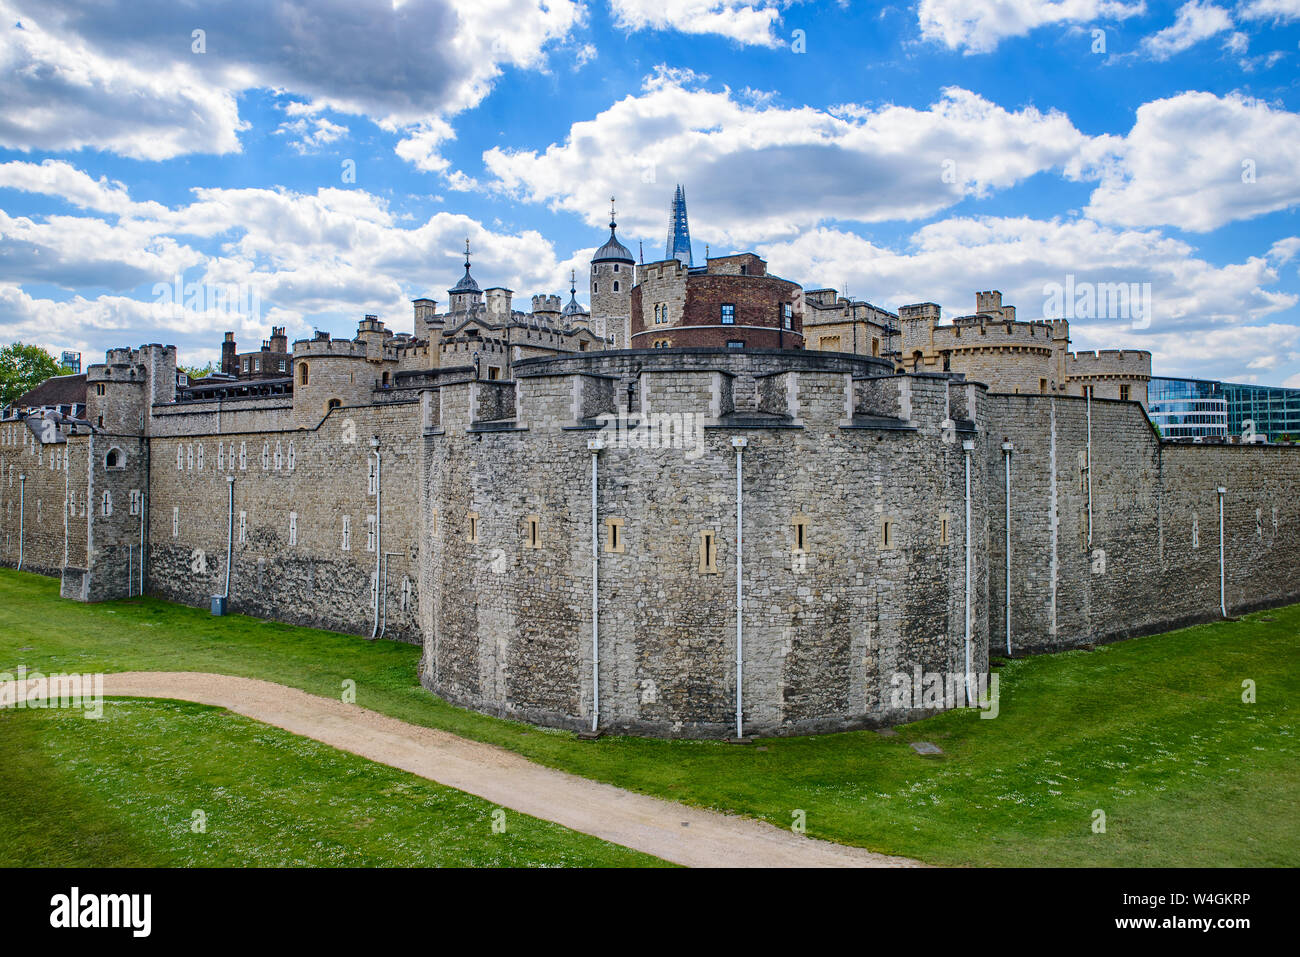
[590,198,634,349]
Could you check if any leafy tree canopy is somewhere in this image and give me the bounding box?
[1,342,71,408]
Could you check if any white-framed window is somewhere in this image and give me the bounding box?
[366,514,376,552]
[172,507,180,538]
[288,512,298,547]
[342,515,351,551]
[101,491,112,516]
[287,441,296,470]
[218,444,225,470]
[177,445,184,470]
[187,445,194,471]
[368,458,378,495]
[261,442,270,470]
[229,443,237,472]
[274,442,282,470]
[239,510,247,544]
[239,442,247,470]
[196,444,204,470]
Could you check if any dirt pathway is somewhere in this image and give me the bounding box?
[3,671,921,868]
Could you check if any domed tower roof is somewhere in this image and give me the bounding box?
[592,197,634,264]
[448,238,481,295]
[563,270,587,318]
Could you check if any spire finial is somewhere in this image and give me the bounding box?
[570,269,577,295]
[639,240,644,265]
[464,237,471,268]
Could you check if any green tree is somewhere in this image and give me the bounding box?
[0,342,69,408]
[180,362,214,380]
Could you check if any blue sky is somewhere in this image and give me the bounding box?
[1,0,1298,384]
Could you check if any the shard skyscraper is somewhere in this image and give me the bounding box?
[664,184,694,266]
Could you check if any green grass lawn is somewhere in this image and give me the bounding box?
[0,699,662,867]
[1,567,1296,866]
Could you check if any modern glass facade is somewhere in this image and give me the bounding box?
[1147,377,1227,439]
[1222,382,1300,441]
[1148,376,1300,441]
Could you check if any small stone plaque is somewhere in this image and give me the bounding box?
[910,741,943,756]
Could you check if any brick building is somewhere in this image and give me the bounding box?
[630,253,803,350]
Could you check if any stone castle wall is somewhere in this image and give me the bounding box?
[985,394,1300,653]
[420,358,989,736]
[6,345,1300,738]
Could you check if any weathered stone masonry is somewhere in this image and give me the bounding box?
[4,345,1300,738]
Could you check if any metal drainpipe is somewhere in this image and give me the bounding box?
[17,473,26,571]
[962,440,974,706]
[732,436,748,738]
[141,438,150,596]
[1218,486,1227,617]
[63,450,70,569]
[223,476,234,600]
[1086,388,1093,547]
[588,439,602,732]
[370,440,382,639]
[1001,441,1013,656]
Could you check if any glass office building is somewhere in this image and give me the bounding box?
[1147,377,1228,439]
[1222,382,1300,441]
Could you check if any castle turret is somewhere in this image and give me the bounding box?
[448,239,483,314]
[590,198,634,348]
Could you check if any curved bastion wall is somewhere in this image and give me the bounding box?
[418,349,991,737]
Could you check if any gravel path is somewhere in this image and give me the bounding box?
[3,671,921,868]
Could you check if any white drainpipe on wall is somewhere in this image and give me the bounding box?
[1086,388,1094,548]
[588,439,603,732]
[1001,441,1013,656]
[732,436,748,739]
[370,439,382,639]
[1218,486,1227,617]
[962,440,974,706]
[223,476,235,600]
[17,473,26,571]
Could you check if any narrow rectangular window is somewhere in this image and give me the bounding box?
[287,441,295,470]
[239,510,247,544]
[196,444,204,470]
[172,507,179,538]
[368,458,378,495]
[239,442,247,470]
[218,444,225,471]
[261,442,270,470]
[342,515,351,551]
[274,442,282,470]
[467,512,479,544]
[939,513,950,545]
[792,515,809,553]
[366,514,376,552]
[720,303,735,325]
[525,515,541,549]
[782,303,793,330]
[881,519,895,550]
[187,445,193,470]
[177,445,184,471]
[604,517,625,553]
[1120,384,1131,402]
[288,512,298,547]
[698,530,719,573]
[129,490,140,516]
[101,491,112,516]
[1039,378,1048,394]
